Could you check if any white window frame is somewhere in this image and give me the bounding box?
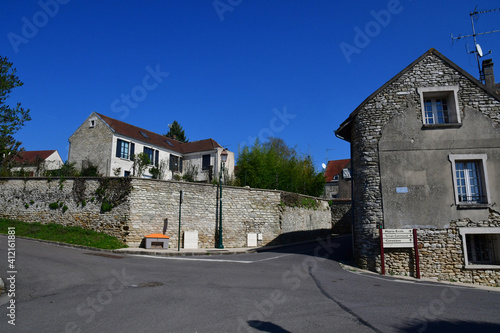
[449,154,491,207]
[459,227,500,269]
[89,118,97,128]
[417,86,461,126]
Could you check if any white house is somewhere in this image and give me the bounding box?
[68,112,234,181]
[12,150,63,176]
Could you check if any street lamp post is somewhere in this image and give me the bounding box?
[217,149,228,249]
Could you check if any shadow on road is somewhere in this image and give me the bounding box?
[255,233,353,263]
[396,320,500,333]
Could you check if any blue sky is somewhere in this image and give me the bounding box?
[2,0,500,169]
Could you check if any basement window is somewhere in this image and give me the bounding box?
[459,228,500,269]
[417,86,461,127]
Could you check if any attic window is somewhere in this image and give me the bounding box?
[89,118,96,128]
[165,140,174,147]
[417,86,461,127]
[139,131,149,138]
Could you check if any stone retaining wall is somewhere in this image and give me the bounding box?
[383,210,500,287]
[0,178,335,248]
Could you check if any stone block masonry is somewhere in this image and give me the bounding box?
[0,178,334,248]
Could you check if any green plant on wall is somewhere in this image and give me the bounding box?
[95,177,132,213]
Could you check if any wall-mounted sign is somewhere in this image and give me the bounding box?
[396,187,408,193]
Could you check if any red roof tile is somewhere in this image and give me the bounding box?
[95,113,221,154]
[14,150,57,164]
[324,159,350,182]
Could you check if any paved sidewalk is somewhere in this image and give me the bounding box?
[113,246,259,256]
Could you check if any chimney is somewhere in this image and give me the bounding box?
[482,59,496,90]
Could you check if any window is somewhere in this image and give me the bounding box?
[116,139,130,159]
[449,154,490,207]
[424,98,449,124]
[144,147,154,165]
[417,86,460,126]
[89,118,96,128]
[170,155,181,172]
[459,228,500,268]
[202,154,211,170]
[342,168,352,179]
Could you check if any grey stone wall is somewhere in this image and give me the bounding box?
[0,178,333,248]
[349,52,500,271]
[68,114,114,176]
[0,178,131,242]
[383,209,500,287]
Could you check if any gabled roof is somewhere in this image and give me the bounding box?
[14,150,57,164]
[324,159,350,182]
[95,113,222,154]
[335,48,500,142]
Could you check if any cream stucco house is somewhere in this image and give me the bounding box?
[68,112,234,181]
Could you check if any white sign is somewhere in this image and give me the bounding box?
[382,229,414,248]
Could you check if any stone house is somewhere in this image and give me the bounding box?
[12,150,63,176]
[323,159,352,199]
[335,48,500,286]
[68,112,234,181]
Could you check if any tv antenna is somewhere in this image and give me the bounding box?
[451,6,500,83]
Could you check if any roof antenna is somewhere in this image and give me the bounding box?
[451,6,500,83]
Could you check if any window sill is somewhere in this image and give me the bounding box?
[464,264,500,270]
[457,203,490,209]
[422,123,462,129]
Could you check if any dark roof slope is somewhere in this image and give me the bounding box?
[14,150,57,164]
[335,48,500,141]
[324,159,350,182]
[95,113,221,154]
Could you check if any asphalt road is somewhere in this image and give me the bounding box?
[0,234,499,333]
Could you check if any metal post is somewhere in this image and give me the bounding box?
[413,229,420,279]
[217,162,224,249]
[379,227,385,275]
[178,190,183,251]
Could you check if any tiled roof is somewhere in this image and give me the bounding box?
[95,113,221,154]
[324,159,350,182]
[335,48,500,141]
[14,150,57,164]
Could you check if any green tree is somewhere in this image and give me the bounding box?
[236,137,325,197]
[164,120,188,143]
[0,56,31,175]
[132,152,150,177]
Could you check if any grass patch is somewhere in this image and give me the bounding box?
[0,219,127,250]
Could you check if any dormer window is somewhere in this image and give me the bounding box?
[417,86,461,127]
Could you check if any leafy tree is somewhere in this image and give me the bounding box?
[236,137,325,197]
[149,159,168,180]
[132,152,150,177]
[48,161,78,177]
[0,56,31,175]
[164,120,188,143]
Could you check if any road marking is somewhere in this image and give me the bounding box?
[131,253,292,263]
